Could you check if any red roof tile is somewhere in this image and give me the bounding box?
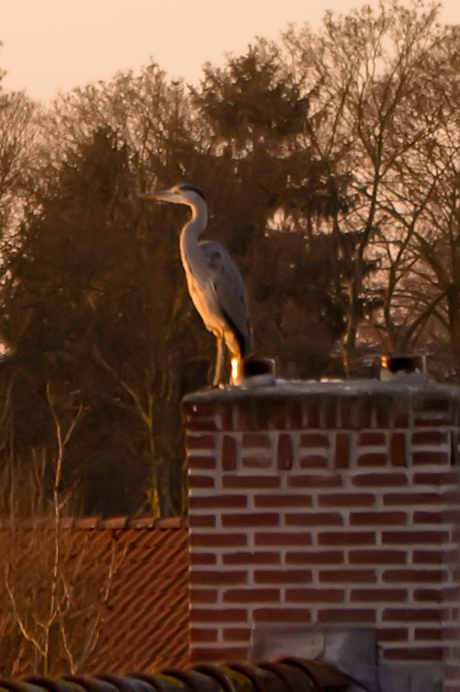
[0,518,190,676]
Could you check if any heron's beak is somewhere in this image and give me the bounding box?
[138,190,175,202]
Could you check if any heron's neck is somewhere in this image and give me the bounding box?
[180,199,209,281]
[184,198,208,238]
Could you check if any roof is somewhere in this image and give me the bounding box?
[0,516,190,676]
[0,658,351,691]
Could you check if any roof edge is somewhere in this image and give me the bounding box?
[0,515,189,531]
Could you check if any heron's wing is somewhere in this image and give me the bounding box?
[200,240,251,356]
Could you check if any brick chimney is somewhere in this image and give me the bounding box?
[182,378,460,689]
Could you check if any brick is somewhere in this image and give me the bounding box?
[413,471,460,486]
[192,553,217,565]
[186,434,216,451]
[441,488,460,505]
[350,588,407,602]
[285,588,344,603]
[383,569,446,584]
[191,533,248,548]
[190,494,247,510]
[318,531,375,547]
[222,434,238,471]
[190,647,249,663]
[286,473,343,489]
[319,569,376,584]
[378,627,408,643]
[318,492,375,508]
[381,529,448,545]
[348,549,407,566]
[412,430,450,446]
[383,646,443,662]
[254,494,312,508]
[413,588,441,603]
[222,513,280,528]
[184,417,220,432]
[287,551,344,565]
[358,431,386,446]
[285,512,344,527]
[452,431,460,464]
[340,397,373,429]
[356,453,387,467]
[188,456,216,470]
[349,511,406,527]
[243,432,272,447]
[254,569,313,585]
[418,397,452,413]
[252,399,279,430]
[298,454,329,469]
[193,627,219,642]
[395,398,414,427]
[413,397,451,426]
[223,552,281,566]
[241,453,273,470]
[191,570,247,586]
[219,403,234,431]
[188,475,215,488]
[222,628,252,642]
[183,399,218,420]
[317,608,376,623]
[269,400,287,430]
[352,472,408,487]
[413,510,444,524]
[190,608,248,623]
[303,399,321,428]
[223,588,280,603]
[253,607,312,623]
[383,608,441,623]
[299,432,330,449]
[255,532,313,547]
[320,396,339,427]
[442,547,460,563]
[383,492,441,506]
[235,401,257,431]
[412,450,450,465]
[441,585,460,602]
[413,549,443,565]
[189,514,217,528]
[374,397,394,428]
[334,432,351,469]
[190,588,219,604]
[414,627,443,641]
[287,400,304,429]
[278,432,295,470]
[223,475,281,489]
[390,432,407,466]
[443,625,460,642]
[439,511,460,535]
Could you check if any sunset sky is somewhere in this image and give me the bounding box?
[1,0,459,102]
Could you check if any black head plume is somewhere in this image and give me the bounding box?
[179,184,206,202]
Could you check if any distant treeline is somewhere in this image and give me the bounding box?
[0,0,457,516]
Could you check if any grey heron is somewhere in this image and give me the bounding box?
[139,183,251,386]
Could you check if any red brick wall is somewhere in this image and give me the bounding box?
[183,380,460,680]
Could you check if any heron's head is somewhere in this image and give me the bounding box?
[139,183,206,208]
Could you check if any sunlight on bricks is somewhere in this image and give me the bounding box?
[183,379,460,680]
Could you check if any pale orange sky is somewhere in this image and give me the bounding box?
[1,0,459,102]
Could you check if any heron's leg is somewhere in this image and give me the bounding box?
[230,355,244,385]
[213,336,224,387]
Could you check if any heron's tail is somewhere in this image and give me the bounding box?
[222,309,251,359]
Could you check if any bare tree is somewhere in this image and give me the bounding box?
[0,382,126,676]
[285,0,446,373]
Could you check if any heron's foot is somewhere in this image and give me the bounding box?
[208,380,225,390]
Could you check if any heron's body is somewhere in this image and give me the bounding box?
[139,184,251,386]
